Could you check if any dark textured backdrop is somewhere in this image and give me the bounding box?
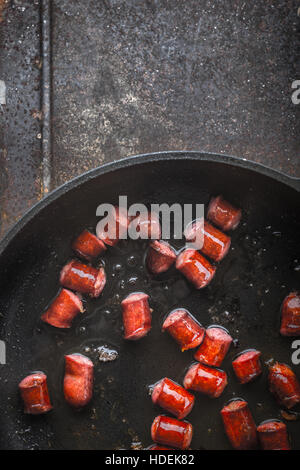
[0,0,299,238]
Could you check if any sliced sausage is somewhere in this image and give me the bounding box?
[185,219,231,262]
[280,292,300,337]
[60,260,106,298]
[257,420,291,450]
[194,326,232,367]
[64,353,94,408]
[207,195,242,231]
[72,229,106,261]
[268,362,300,409]
[152,377,195,419]
[162,309,205,351]
[183,363,227,398]
[176,248,216,289]
[221,399,258,450]
[146,240,176,274]
[41,288,83,328]
[19,372,52,415]
[121,292,152,340]
[97,206,130,246]
[151,415,193,450]
[232,350,262,384]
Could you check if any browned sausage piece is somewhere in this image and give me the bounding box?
[268,362,300,409]
[19,372,52,415]
[151,415,193,450]
[97,206,130,246]
[152,377,195,419]
[130,211,161,240]
[64,354,94,408]
[207,195,242,231]
[121,292,152,340]
[183,363,227,398]
[221,399,258,450]
[280,292,300,336]
[41,288,83,328]
[257,420,291,450]
[162,309,205,351]
[232,350,262,384]
[60,260,106,298]
[194,326,232,367]
[72,229,106,261]
[184,219,231,262]
[146,240,176,274]
[176,248,216,289]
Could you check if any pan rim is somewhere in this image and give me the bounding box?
[0,150,299,257]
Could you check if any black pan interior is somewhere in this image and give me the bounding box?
[0,155,299,449]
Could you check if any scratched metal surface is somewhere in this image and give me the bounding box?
[0,0,300,233]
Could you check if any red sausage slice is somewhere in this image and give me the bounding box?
[151,415,193,450]
[152,377,195,419]
[64,354,94,408]
[41,288,83,328]
[60,260,106,298]
[280,292,300,336]
[207,195,242,231]
[221,399,258,450]
[146,240,176,274]
[232,350,262,384]
[257,420,291,450]
[268,362,300,409]
[19,372,52,415]
[121,292,152,340]
[194,326,232,367]
[185,219,231,262]
[72,229,106,261]
[97,206,130,246]
[129,211,161,240]
[162,309,205,351]
[183,363,227,398]
[176,249,216,289]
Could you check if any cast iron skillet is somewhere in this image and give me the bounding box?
[0,152,299,450]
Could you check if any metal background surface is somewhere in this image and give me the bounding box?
[0,0,299,236]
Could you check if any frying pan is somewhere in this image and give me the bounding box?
[0,152,299,450]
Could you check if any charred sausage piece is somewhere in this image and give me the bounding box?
[97,206,130,246]
[221,399,258,450]
[72,229,106,261]
[268,362,300,409]
[146,240,176,274]
[60,260,106,298]
[121,292,152,340]
[130,211,161,240]
[184,219,231,262]
[183,363,227,398]
[19,372,52,415]
[176,249,216,289]
[257,420,291,450]
[162,309,205,351]
[147,444,174,450]
[41,288,83,328]
[232,350,262,384]
[64,354,94,408]
[207,195,242,231]
[280,292,300,337]
[152,377,195,419]
[151,415,193,450]
[194,326,232,367]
